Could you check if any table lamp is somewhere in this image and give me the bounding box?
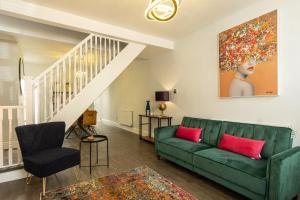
[155,91,169,116]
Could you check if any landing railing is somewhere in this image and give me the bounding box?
[0,106,26,169]
[32,34,127,123]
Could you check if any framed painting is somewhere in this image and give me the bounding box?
[219,10,278,97]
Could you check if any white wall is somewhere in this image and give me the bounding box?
[94,59,163,133]
[0,39,20,105]
[95,0,300,145]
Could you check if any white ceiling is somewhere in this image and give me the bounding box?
[0,32,76,79]
[24,0,261,40]
[0,0,263,78]
[0,15,87,77]
[17,35,74,65]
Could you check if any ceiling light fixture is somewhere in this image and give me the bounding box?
[145,0,182,22]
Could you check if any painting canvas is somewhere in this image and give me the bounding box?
[219,10,278,97]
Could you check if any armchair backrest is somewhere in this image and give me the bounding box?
[15,122,66,157]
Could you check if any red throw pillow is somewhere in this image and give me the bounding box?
[175,126,202,143]
[218,133,265,160]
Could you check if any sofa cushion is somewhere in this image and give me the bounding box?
[157,137,211,164]
[219,121,292,159]
[201,120,222,146]
[218,133,265,160]
[175,126,202,143]
[193,148,267,195]
[181,117,222,147]
[182,117,208,128]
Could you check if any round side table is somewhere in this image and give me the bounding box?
[79,135,109,174]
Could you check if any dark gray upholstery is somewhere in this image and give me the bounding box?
[15,122,80,178]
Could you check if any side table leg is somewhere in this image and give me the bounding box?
[149,117,152,138]
[79,142,81,168]
[157,155,161,160]
[89,143,92,175]
[107,139,109,168]
[96,143,99,164]
[139,116,142,139]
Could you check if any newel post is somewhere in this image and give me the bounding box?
[21,76,34,125]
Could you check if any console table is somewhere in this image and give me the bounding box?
[139,114,172,143]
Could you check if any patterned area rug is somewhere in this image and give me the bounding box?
[42,166,197,200]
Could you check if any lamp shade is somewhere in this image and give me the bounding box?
[155,91,169,101]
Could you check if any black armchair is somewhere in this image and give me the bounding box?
[15,122,80,196]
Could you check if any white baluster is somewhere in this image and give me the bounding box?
[94,36,96,76]
[74,51,77,95]
[53,72,56,114]
[63,60,66,106]
[90,37,93,80]
[95,36,98,74]
[99,37,102,72]
[104,38,107,68]
[53,71,56,113]
[44,76,47,122]
[8,108,13,165]
[0,109,3,167]
[68,56,71,101]
[56,66,59,112]
[79,46,83,90]
[85,42,88,85]
[34,84,40,123]
[109,39,111,63]
[113,40,116,58]
[117,40,120,54]
[50,70,53,118]
[59,65,62,109]
[16,107,23,164]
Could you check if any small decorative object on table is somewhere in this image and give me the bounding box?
[87,135,94,141]
[145,100,151,116]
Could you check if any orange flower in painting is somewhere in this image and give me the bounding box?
[219,11,277,72]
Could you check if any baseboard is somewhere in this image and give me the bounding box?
[0,168,27,183]
[100,119,148,135]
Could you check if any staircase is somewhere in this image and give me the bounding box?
[32,33,145,129]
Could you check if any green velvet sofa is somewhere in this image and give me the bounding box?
[154,117,300,200]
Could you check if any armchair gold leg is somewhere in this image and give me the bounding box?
[42,177,46,196]
[26,172,32,185]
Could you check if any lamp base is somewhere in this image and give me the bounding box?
[158,102,167,116]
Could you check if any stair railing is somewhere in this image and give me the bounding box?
[32,34,127,123]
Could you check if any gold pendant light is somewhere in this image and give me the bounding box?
[145,0,182,22]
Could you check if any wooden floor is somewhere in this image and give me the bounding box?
[0,124,248,200]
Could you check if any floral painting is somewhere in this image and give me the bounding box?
[219,10,278,97]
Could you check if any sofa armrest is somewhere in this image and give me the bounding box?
[154,125,179,141]
[268,146,300,200]
[154,125,179,154]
